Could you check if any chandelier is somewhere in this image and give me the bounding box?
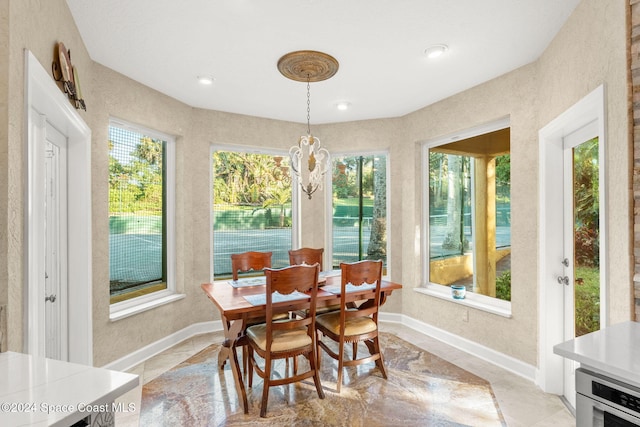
[278,50,339,199]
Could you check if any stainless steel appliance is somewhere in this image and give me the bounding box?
[577,368,640,426]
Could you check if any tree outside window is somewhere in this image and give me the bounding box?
[108,124,171,303]
[427,128,511,301]
[212,150,293,278]
[332,154,388,270]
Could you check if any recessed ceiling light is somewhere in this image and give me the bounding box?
[197,76,215,85]
[336,101,351,111]
[424,44,448,59]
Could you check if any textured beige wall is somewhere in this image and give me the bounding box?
[89,64,192,366]
[402,65,540,365]
[538,0,631,323]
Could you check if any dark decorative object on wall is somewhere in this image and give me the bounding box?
[52,41,86,111]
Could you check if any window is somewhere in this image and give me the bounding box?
[108,119,175,306]
[424,120,511,307]
[331,153,388,271]
[212,148,294,278]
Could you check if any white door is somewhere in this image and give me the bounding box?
[538,85,605,407]
[559,121,601,409]
[43,123,69,360]
[27,50,93,365]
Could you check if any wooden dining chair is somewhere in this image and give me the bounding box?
[289,247,328,315]
[231,251,272,280]
[288,247,329,373]
[315,259,387,393]
[288,247,324,270]
[230,251,275,377]
[289,248,356,326]
[245,263,325,417]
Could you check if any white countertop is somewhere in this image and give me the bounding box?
[553,321,640,386]
[0,351,139,427]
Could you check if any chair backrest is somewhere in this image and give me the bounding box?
[231,251,272,280]
[263,263,320,350]
[339,260,383,324]
[288,247,324,271]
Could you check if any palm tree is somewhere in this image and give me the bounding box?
[367,156,387,261]
[442,154,463,251]
[263,182,291,227]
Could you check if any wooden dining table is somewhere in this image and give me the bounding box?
[200,273,402,413]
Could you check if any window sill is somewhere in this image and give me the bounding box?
[414,285,512,318]
[110,292,185,322]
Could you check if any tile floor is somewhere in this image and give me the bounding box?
[114,323,576,426]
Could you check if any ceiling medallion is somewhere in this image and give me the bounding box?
[277,50,339,82]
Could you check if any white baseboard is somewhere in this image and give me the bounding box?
[105,313,537,386]
[399,314,537,382]
[102,320,223,372]
[378,311,403,324]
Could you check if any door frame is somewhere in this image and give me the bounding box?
[25,50,92,365]
[537,84,607,395]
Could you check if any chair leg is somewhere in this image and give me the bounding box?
[373,337,388,379]
[309,350,325,399]
[242,345,248,377]
[336,340,345,393]
[247,346,254,388]
[260,359,271,418]
[230,344,249,414]
[316,339,322,372]
[352,342,358,360]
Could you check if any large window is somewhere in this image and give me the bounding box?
[425,124,511,303]
[212,148,293,278]
[108,120,175,305]
[331,153,388,270]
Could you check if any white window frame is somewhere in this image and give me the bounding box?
[109,118,182,321]
[209,144,300,281]
[325,149,391,279]
[417,117,512,317]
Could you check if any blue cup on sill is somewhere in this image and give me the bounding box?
[451,285,466,299]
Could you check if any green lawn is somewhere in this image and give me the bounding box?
[575,266,600,336]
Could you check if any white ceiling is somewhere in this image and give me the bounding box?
[66,0,580,125]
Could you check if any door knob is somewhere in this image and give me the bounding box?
[557,276,569,286]
[45,294,57,303]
